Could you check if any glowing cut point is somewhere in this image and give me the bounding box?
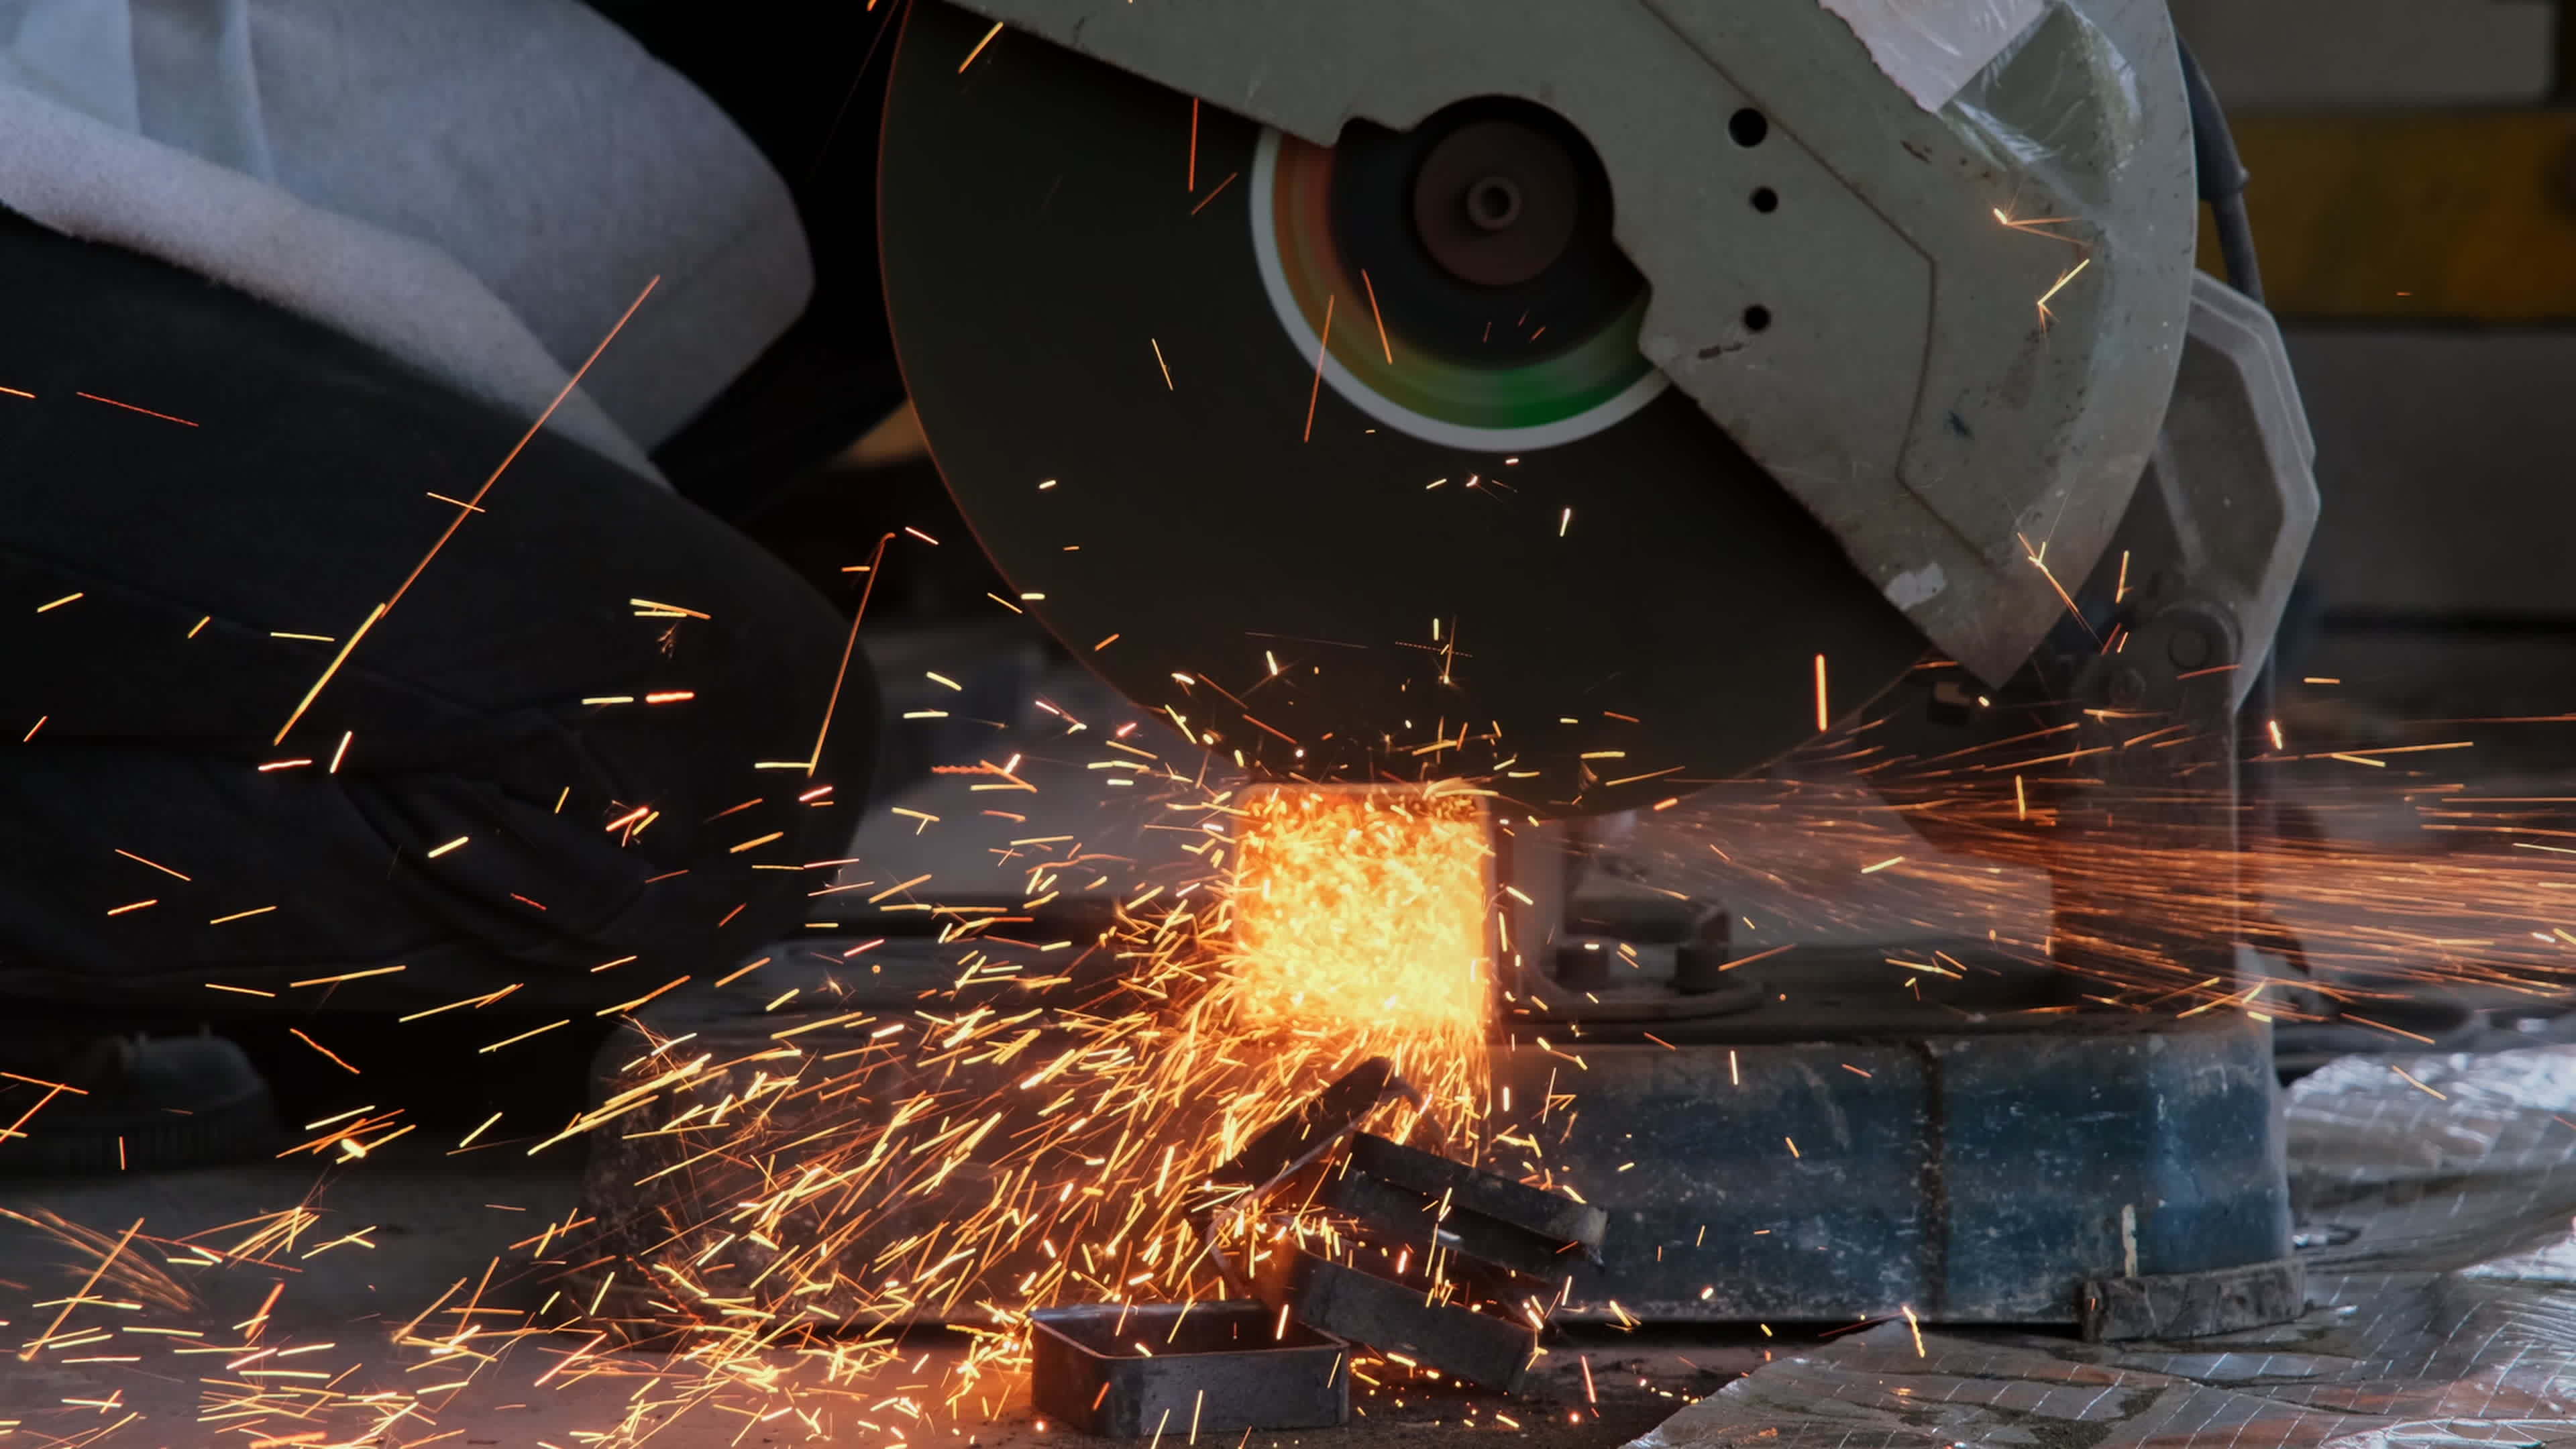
[1228,784,1494,1083]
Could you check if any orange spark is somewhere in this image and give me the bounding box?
[277,278,658,745]
[2035,257,2092,327]
[288,1029,360,1076]
[805,531,896,775]
[1303,294,1336,443]
[1189,172,1238,216]
[76,392,196,427]
[1362,270,1393,365]
[2389,1065,2446,1100]
[289,965,407,988]
[958,19,1004,71]
[2017,533,2100,644]
[18,1218,142,1362]
[115,849,189,881]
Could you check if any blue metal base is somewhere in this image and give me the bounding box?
[1493,1011,2290,1324]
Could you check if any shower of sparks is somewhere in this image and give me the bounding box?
[15,402,2576,1449]
[105,777,1523,1444]
[42,684,2561,1445]
[111,696,2565,1433]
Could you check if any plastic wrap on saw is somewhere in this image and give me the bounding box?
[1812,0,2047,113]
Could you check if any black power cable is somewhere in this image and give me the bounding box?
[2177,35,2264,305]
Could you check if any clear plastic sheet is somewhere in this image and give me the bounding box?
[1946,1,2145,193]
[1813,0,2049,112]
[1633,1045,2576,1449]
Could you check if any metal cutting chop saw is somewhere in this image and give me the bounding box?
[879,0,2318,1338]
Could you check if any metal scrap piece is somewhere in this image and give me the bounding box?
[1194,1065,1592,1393]
[1205,1058,1421,1202]
[2079,1257,2308,1342]
[1197,1057,1424,1295]
[1256,1246,1537,1394]
[1029,1301,1349,1438]
[1324,1159,1592,1282]
[1346,1132,1607,1256]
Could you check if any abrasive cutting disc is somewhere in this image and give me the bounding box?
[879,0,1928,816]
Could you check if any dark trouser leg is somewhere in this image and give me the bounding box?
[0,212,875,1016]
